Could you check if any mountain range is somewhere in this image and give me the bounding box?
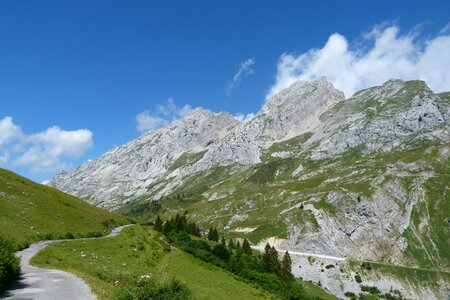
[50,78,450,274]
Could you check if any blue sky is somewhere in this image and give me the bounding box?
[0,0,449,183]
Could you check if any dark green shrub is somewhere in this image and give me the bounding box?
[361,285,380,294]
[85,232,103,238]
[325,264,335,269]
[61,232,74,239]
[14,240,30,251]
[0,235,21,292]
[175,231,191,244]
[344,291,356,299]
[288,282,307,300]
[212,243,230,262]
[38,233,55,240]
[361,262,372,270]
[114,278,190,300]
[240,268,284,291]
[354,274,362,283]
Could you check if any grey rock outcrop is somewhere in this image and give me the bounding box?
[51,108,239,209]
[311,79,450,159]
[50,78,450,268]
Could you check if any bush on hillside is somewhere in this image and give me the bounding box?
[0,235,21,292]
[113,277,190,300]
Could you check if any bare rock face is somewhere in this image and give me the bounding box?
[311,79,450,159]
[47,77,450,299]
[194,77,345,167]
[51,108,239,209]
[51,77,345,206]
[51,78,450,277]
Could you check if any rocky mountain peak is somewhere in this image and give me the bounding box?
[51,78,450,212]
[262,76,343,114]
[184,107,218,120]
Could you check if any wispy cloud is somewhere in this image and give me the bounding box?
[233,112,256,123]
[268,23,450,98]
[227,58,255,95]
[136,98,192,132]
[0,116,93,174]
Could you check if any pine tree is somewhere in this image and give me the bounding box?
[207,227,219,242]
[270,246,281,275]
[228,252,243,274]
[228,238,235,249]
[162,220,173,234]
[235,241,242,254]
[280,251,294,282]
[212,243,230,261]
[242,238,252,256]
[221,237,226,246]
[175,214,184,232]
[187,222,200,237]
[263,243,272,272]
[154,215,163,232]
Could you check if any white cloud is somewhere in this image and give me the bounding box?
[0,116,23,145]
[233,112,256,123]
[0,116,93,174]
[136,112,169,132]
[268,24,450,98]
[136,98,192,132]
[227,58,255,95]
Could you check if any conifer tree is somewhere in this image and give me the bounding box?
[280,251,294,282]
[242,238,252,256]
[175,213,185,232]
[235,241,242,254]
[228,238,235,249]
[207,227,219,242]
[263,243,272,272]
[162,220,172,234]
[270,246,281,275]
[187,222,200,237]
[228,252,243,274]
[154,215,163,232]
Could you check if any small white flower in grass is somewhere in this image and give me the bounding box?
[138,274,152,281]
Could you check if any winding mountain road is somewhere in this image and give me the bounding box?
[1,225,132,300]
[251,246,346,261]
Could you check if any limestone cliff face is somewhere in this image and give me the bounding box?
[51,77,345,207]
[311,79,450,159]
[196,77,345,166]
[51,108,239,209]
[51,78,450,267]
[51,77,450,300]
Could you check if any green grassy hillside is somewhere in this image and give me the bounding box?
[0,168,129,248]
[32,225,285,300]
[122,140,450,271]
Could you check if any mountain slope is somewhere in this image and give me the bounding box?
[31,225,286,300]
[50,79,450,268]
[52,108,239,209]
[0,168,128,248]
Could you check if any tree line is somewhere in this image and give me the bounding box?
[154,214,310,300]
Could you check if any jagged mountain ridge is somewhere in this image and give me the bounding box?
[52,77,346,208]
[52,108,239,207]
[52,78,450,298]
[51,78,450,272]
